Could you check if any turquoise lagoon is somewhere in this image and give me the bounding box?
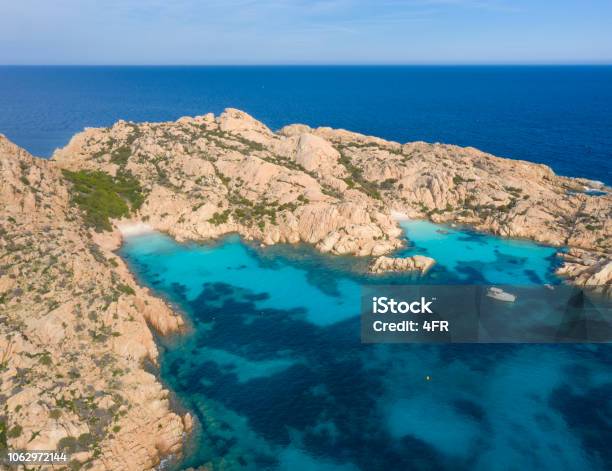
[397,220,560,285]
[120,221,611,471]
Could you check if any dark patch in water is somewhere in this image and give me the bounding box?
[163,280,469,469]
[170,281,189,301]
[454,399,486,422]
[457,231,488,245]
[495,251,527,266]
[455,264,487,283]
[550,383,612,469]
[119,235,612,471]
[524,269,543,284]
[244,292,270,302]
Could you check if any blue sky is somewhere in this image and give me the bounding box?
[1,0,611,64]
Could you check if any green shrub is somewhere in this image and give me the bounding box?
[63,170,145,232]
[116,283,135,296]
[209,210,230,225]
[77,432,95,448]
[379,178,397,190]
[338,151,381,200]
[0,420,7,451]
[7,424,22,438]
[110,146,131,166]
[58,436,78,453]
[453,175,475,185]
[504,185,522,195]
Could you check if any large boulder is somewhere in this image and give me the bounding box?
[370,255,436,274]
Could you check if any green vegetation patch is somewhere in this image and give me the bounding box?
[7,424,22,439]
[116,283,135,296]
[110,146,131,166]
[453,175,476,185]
[63,170,145,232]
[337,149,381,200]
[0,420,7,451]
[209,210,230,225]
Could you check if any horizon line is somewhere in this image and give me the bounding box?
[1,63,612,67]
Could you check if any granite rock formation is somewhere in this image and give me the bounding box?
[53,108,611,293]
[370,255,436,274]
[0,136,189,470]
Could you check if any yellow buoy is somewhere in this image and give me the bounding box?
[426,375,431,381]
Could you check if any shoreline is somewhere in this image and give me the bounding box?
[110,224,196,468]
[109,200,608,466]
[114,205,606,296]
[116,220,155,237]
[116,211,602,469]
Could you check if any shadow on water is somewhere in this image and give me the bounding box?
[119,227,612,471]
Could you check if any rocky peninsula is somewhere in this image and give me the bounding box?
[1,108,610,469]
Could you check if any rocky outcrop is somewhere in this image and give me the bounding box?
[51,108,610,291]
[370,255,436,274]
[294,133,340,172]
[557,248,612,297]
[0,135,189,470]
[52,111,405,258]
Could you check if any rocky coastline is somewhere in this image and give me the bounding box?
[51,108,612,295]
[1,108,610,469]
[0,137,189,470]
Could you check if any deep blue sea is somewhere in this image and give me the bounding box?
[120,222,612,471]
[0,65,611,184]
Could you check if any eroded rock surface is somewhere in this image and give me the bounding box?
[0,136,189,470]
[53,108,611,292]
[370,255,436,274]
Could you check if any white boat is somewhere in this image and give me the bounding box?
[486,287,516,302]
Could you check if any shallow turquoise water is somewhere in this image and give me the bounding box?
[399,220,560,285]
[120,222,611,471]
